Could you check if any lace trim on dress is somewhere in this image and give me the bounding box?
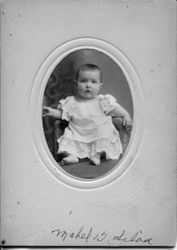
[57,96,75,121]
[57,94,121,121]
[58,137,123,160]
[98,94,120,115]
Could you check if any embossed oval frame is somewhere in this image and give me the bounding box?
[29,38,144,189]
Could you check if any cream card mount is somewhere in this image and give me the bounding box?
[1,0,177,247]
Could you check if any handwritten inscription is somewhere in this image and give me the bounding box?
[51,226,152,246]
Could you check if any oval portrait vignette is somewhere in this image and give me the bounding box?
[29,38,145,189]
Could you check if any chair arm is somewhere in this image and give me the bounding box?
[53,119,69,159]
[112,117,133,153]
[112,117,133,133]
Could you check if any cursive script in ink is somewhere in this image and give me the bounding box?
[51,226,152,246]
[52,225,94,243]
[112,230,152,245]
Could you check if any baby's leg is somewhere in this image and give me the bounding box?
[91,153,101,166]
[61,154,79,165]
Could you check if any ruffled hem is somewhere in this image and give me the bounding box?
[57,137,123,160]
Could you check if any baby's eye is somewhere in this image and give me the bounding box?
[92,80,98,84]
[80,79,87,83]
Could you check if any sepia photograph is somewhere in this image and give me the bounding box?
[42,49,133,179]
[1,0,176,247]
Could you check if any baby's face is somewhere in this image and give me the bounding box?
[76,69,102,99]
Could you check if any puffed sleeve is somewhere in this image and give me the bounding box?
[57,96,74,121]
[98,94,120,115]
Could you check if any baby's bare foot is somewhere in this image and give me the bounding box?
[91,153,101,165]
[61,155,79,165]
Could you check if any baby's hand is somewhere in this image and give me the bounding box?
[123,117,133,131]
[43,106,53,116]
[42,106,62,119]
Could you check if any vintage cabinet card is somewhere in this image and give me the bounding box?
[1,0,176,247]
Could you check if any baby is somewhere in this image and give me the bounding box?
[43,64,132,165]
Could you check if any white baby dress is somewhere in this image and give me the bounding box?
[57,94,123,160]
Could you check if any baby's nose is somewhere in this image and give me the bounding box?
[86,81,91,87]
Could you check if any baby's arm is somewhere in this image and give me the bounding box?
[110,105,132,127]
[43,106,62,119]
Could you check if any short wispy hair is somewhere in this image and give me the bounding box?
[75,64,102,82]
